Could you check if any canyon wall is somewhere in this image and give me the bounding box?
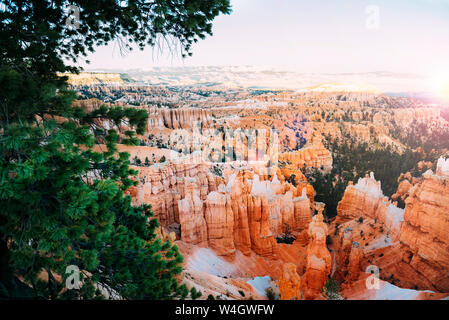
[398,159,449,292]
[178,179,208,246]
[65,72,125,85]
[155,108,213,129]
[127,157,216,227]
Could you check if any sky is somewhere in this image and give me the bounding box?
[82,0,449,77]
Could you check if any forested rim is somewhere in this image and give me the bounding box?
[306,131,447,219]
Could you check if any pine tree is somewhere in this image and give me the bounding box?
[0,0,231,299]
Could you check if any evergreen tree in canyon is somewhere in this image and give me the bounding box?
[0,0,231,299]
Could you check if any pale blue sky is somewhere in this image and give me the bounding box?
[83,0,449,76]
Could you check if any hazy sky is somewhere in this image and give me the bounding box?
[83,0,449,76]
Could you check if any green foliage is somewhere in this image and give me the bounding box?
[0,0,230,299]
[321,279,342,300]
[210,164,223,177]
[265,288,277,300]
[276,223,296,244]
[286,174,297,187]
[306,139,425,219]
[391,119,449,154]
[190,287,202,300]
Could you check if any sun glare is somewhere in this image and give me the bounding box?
[432,70,449,100]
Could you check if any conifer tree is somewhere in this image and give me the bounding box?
[0,0,231,299]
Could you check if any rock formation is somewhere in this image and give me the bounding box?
[346,242,363,281]
[127,152,315,259]
[155,226,177,243]
[204,191,236,257]
[332,226,365,283]
[293,188,313,231]
[279,142,332,171]
[202,170,312,258]
[128,156,216,226]
[399,159,449,292]
[65,72,125,85]
[302,210,332,299]
[336,172,384,223]
[178,179,208,246]
[331,164,449,295]
[392,178,412,201]
[160,108,212,129]
[279,263,302,300]
[227,172,252,255]
[336,172,404,239]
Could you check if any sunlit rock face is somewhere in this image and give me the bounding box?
[346,242,363,282]
[66,72,125,85]
[331,167,449,294]
[227,172,252,255]
[330,171,409,290]
[399,165,449,292]
[293,189,312,231]
[336,172,404,239]
[336,173,383,224]
[279,263,302,300]
[278,140,333,171]
[247,193,278,257]
[392,176,412,202]
[302,210,332,299]
[331,224,368,284]
[159,108,213,129]
[178,180,208,246]
[203,170,312,257]
[127,149,315,260]
[127,154,216,227]
[204,191,236,258]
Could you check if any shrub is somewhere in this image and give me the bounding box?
[321,279,343,300]
[265,288,276,300]
[276,223,296,244]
